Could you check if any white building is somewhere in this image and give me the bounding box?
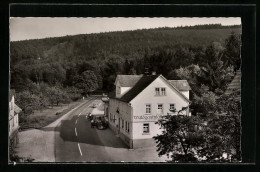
[108,74,191,148]
[9,89,21,151]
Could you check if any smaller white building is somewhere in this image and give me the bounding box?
[108,74,191,148]
[9,89,21,150]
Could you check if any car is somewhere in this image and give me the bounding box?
[91,116,108,130]
[86,113,93,120]
[92,103,97,108]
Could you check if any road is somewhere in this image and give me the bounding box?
[15,96,167,162]
[54,97,127,162]
[53,96,168,162]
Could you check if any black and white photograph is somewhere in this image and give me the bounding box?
[9,17,242,163]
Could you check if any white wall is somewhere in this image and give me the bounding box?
[132,122,163,139]
[130,76,189,139]
[108,98,133,138]
[9,96,19,137]
[121,87,132,96]
[115,82,132,98]
[116,85,121,98]
[181,91,189,99]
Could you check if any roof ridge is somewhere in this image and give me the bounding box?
[168,79,187,81]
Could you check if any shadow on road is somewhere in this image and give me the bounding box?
[57,115,127,149]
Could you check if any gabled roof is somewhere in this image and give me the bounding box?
[119,75,159,102]
[114,75,142,87]
[168,80,191,91]
[111,74,190,103]
[225,69,241,95]
[14,104,22,114]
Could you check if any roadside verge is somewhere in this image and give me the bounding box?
[14,98,94,162]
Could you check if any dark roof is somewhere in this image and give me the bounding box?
[168,80,191,91]
[116,75,142,87]
[116,75,160,102]
[225,70,241,95]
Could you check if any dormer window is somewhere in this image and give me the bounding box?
[155,87,166,96]
[155,88,160,95]
[161,88,166,96]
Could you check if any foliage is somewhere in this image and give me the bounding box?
[192,88,218,116]
[65,86,82,101]
[72,70,99,95]
[16,90,40,115]
[168,64,202,94]
[154,91,241,162]
[46,85,69,106]
[223,32,241,70]
[154,109,206,162]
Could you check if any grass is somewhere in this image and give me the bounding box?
[20,100,84,130]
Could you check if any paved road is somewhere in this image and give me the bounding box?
[15,96,168,162]
[54,96,168,162]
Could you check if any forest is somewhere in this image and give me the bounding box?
[10,24,241,125]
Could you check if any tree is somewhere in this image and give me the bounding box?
[198,60,234,92]
[46,86,64,106]
[154,108,206,162]
[16,91,42,124]
[213,90,241,161]
[223,32,241,70]
[72,70,99,95]
[154,90,241,162]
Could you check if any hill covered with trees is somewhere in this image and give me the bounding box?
[10,24,241,122]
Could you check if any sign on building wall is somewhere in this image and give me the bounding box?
[133,115,165,121]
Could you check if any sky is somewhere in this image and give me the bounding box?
[10,17,241,42]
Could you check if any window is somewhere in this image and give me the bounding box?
[155,87,166,96]
[155,88,160,95]
[157,104,163,114]
[113,115,116,123]
[161,88,166,95]
[125,121,127,131]
[127,122,130,132]
[143,123,150,134]
[145,104,151,114]
[170,104,175,110]
[117,86,121,94]
[122,119,124,129]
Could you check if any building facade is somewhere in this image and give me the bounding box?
[9,89,21,151]
[108,74,191,148]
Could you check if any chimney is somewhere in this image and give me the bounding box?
[152,71,156,75]
[144,68,149,75]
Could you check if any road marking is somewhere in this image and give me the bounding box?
[78,113,81,117]
[78,143,82,156]
[75,119,78,124]
[75,128,77,136]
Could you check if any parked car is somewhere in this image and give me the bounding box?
[86,113,93,120]
[92,103,97,108]
[91,116,108,130]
